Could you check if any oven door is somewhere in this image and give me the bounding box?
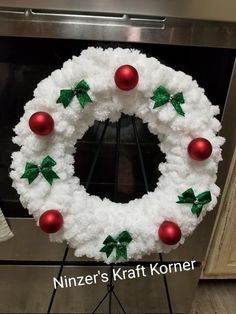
[0,8,236,314]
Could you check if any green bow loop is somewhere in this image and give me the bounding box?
[116,230,132,243]
[177,188,212,217]
[56,79,92,108]
[40,155,56,168]
[151,85,185,116]
[100,231,132,261]
[197,191,212,204]
[21,155,60,185]
[100,235,117,258]
[177,188,196,203]
[56,89,74,108]
[151,86,170,108]
[21,163,39,184]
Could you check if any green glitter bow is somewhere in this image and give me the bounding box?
[151,85,185,116]
[56,79,93,108]
[21,155,59,185]
[100,231,132,261]
[177,188,212,217]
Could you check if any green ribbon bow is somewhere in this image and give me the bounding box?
[56,79,93,108]
[100,231,132,261]
[151,85,185,116]
[21,155,60,185]
[177,188,212,217]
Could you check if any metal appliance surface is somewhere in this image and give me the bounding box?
[0,7,235,48]
[0,0,236,22]
[0,2,236,314]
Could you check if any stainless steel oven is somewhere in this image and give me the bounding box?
[0,1,236,313]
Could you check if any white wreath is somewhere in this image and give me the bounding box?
[10,47,224,263]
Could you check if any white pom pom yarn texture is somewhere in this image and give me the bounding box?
[10,47,224,263]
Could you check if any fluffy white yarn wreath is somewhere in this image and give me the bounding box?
[10,47,224,263]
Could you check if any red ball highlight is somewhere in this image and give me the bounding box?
[114,65,139,91]
[39,210,63,233]
[29,111,54,136]
[188,137,212,161]
[158,221,182,245]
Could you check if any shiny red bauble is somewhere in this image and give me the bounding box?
[39,210,63,233]
[158,221,182,245]
[29,112,54,136]
[188,137,212,161]
[114,65,139,91]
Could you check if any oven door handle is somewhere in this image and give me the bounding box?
[0,8,166,28]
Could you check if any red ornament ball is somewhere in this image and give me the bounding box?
[158,221,182,245]
[29,111,54,136]
[188,137,212,161]
[39,210,63,233]
[114,64,139,91]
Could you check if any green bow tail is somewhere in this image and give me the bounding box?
[56,79,93,108]
[21,155,60,185]
[100,231,132,261]
[177,188,212,217]
[151,85,185,116]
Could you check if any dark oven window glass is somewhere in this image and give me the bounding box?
[0,37,235,217]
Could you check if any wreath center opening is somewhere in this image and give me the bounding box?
[74,114,165,203]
